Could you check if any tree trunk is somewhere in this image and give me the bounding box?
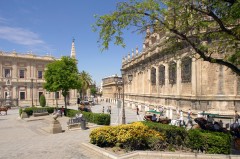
[64,95,67,116]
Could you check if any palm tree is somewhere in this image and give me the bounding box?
[79,71,92,100]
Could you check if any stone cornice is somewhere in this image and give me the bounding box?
[0,51,56,61]
[126,93,240,101]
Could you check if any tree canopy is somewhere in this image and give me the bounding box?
[44,56,82,108]
[94,0,240,76]
[79,71,92,99]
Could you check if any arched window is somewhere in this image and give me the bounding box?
[181,57,192,83]
[158,65,165,85]
[151,67,156,85]
[169,61,176,84]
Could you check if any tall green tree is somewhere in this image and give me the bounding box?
[79,71,92,99]
[44,56,82,110]
[94,0,240,76]
[90,87,97,97]
[39,94,46,107]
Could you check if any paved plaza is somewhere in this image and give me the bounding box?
[0,102,146,159]
[0,102,238,159]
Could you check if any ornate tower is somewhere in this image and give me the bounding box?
[70,38,76,59]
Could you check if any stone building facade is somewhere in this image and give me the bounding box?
[102,75,123,103]
[121,29,240,114]
[0,40,78,107]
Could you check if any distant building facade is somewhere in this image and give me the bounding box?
[120,28,240,114]
[102,75,123,103]
[0,39,78,107]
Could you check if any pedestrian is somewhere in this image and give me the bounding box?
[151,114,157,122]
[179,110,184,126]
[102,106,104,114]
[61,106,64,117]
[186,110,193,128]
[207,115,214,124]
[109,106,111,114]
[159,106,163,116]
[235,110,239,123]
[187,109,192,119]
[136,106,139,115]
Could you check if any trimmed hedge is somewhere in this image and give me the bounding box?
[66,109,110,125]
[142,121,231,154]
[142,121,188,148]
[21,107,54,116]
[186,129,232,154]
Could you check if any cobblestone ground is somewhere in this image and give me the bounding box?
[0,102,234,159]
[0,107,108,159]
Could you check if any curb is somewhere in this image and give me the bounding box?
[82,143,240,159]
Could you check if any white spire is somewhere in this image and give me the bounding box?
[71,38,76,59]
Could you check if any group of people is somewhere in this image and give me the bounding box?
[102,106,112,114]
[53,106,65,117]
[174,109,193,127]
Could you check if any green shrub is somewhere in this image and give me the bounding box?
[186,129,231,154]
[39,94,46,107]
[142,121,187,148]
[19,108,22,116]
[46,107,54,114]
[66,109,78,117]
[90,122,165,150]
[24,107,34,116]
[23,107,54,116]
[65,109,110,125]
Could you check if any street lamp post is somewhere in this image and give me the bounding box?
[120,69,133,124]
[114,72,133,124]
[31,79,34,107]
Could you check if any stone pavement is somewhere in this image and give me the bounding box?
[0,107,108,159]
[0,104,239,159]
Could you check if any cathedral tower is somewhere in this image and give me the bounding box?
[70,38,76,59]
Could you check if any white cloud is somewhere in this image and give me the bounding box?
[0,26,45,46]
[0,17,8,24]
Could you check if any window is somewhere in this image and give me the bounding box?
[169,61,177,84]
[38,71,43,79]
[55,92,60,99]
[151,67,156,85]
[181,57,192,83]
[20,92,25,100]
[158,65,165,85]
[19,70,25,78]
[4,69,11,77]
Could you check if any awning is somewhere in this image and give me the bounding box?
[147,110,161,114]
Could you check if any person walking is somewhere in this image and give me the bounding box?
[179,110,184,126]
[61,106,64,117]
[187,109,192,119]
[186,109,193,129]
[235,110,239,123]
[109,106,111,114]
[102,106,105,114]
[136,106,139,115]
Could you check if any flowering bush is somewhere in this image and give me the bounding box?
[90,122,165,150]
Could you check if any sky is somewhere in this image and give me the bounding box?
[0,0,145,86]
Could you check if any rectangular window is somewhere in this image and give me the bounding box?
[19,70,25,78]
[20,92,25,100]
[4,92,8,99]
[4,69,11,77]
[38,71,43,79]
[55,92,59,99]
